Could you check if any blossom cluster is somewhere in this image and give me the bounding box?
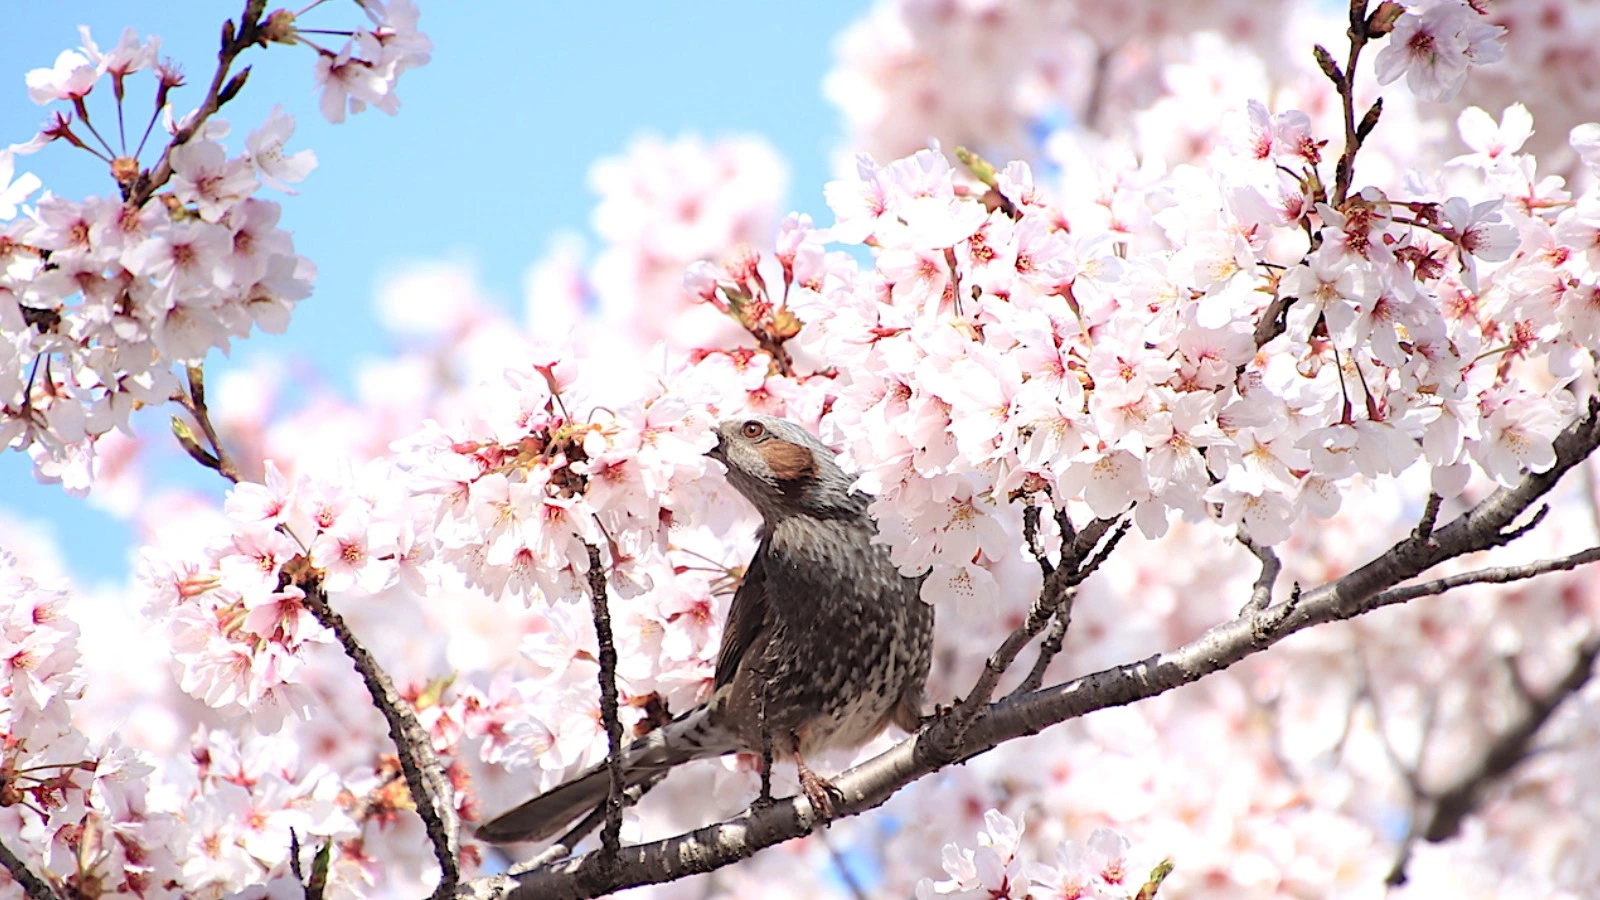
[916,810,1166,900]
[827,0,1523,170]
[752,92,1593,607]
[589,134,789,348]
[2,0,429,492]
[1451,0,1600,170]
[391,357,722,607]
[3,550,365,896]
[0,104,316,491]
[137,458,425,727]
[0,550,160,893]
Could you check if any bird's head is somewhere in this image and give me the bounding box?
[708,415,862,521]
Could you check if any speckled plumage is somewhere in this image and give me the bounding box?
[475,415,933,845]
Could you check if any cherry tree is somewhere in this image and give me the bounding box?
[4,1,1600,898]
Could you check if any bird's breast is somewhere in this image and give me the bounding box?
[753,513,931,754]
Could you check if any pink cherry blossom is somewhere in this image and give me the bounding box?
[24,49,97,105]
[1374,0,1500,102]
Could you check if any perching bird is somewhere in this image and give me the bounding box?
[475,415,934,845]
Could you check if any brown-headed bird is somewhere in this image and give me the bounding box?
[475,415,933,845]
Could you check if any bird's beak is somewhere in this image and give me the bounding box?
[706,432,725,461]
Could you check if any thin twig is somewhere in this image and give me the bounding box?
[1054,504,1076,549]
[1064,515,1119,570]
[1353,649,1427,796]
[175,364,240,483]
[1412,493,1444,543]
[1008,600,1074,698]
[1256,1,1379,350]
[1237,531,1282,614]
[1368,546,1600,607]
[301,582,460,897]
[1079,45,1115,132]
[128,0,267,207]
[1022,502,1053,576]
[950,519,1128,738]
[0,839,59,900]
[583,542,626,865]
[1500,651,1536,704]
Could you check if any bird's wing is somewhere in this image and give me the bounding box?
[714,538,771,691]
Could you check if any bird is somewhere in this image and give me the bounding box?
[475,414,934,845]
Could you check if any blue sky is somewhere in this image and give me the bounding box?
[0,1,869,584]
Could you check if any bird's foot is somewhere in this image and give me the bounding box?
[794,757,842,823]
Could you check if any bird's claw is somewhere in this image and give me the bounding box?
[798,767,843,822]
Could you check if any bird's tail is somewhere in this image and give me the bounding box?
[475,704,738,845]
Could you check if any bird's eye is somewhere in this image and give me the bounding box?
[740,420,766,440]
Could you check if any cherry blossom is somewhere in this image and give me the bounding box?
[1375,0,1504,103]
[24,49,97,105]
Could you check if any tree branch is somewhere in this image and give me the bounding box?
[582,541,626,868]
[1022,502,1053,577]
[302,582,460,898]
[1254,1,1386,350]
[1369,546,1600,607]
[1421,638,1600,843]
[947,518,1127,742]
[1238,530,1282,613]
[172,363,241,483]
[1008,603,1073,698]
[0,839,59,900]
[1328,0,1375,206]
[1386,635,1600,885]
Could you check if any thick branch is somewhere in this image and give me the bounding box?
[302,583,460,898]
[0,839,59,900]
